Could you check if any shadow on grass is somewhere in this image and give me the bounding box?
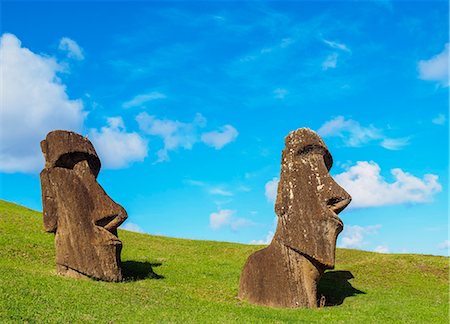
[317,270,365,306]
[122,261,164,281]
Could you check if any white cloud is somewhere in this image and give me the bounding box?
[90,117,148,169]
[273,88,288,99]
[208,187,233,196]
[58,37,84,60]
[318,116,409,150]
[120,222,145,233]
[322,53,338,70]
[380,137,410,150]
[438,240,450,250]
[374,245,390,253]
[185,179,235,197]
[136,112,206,162]
[418,43,449,87]
[250,231,274,245]
[432,114,446,125]
[339,224,381,249]
[0,33,85,173]
[122,91,166,108]
[209,209,252,231]
[265,177,279,203]
[201,125,238,149]
[323,39,351,53]
[335,161,442,208]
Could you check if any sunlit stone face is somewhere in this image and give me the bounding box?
[274,129,351,268]
[40,130,127,281]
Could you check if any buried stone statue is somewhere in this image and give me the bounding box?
[239,128,351,308]
[40,130,127,281]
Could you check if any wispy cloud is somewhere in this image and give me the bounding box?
[335,161,442,208]
[273,88,288,99]
[90,117,148,169]
[209,209,252,231]
[123,91,166,108]
[318,116,409,150]
[432,114,446,125]
[322,52,339,70]
[374,245,390,253]
[208,187,233,197]
[339,224,382,249]
[323,39,351,53]
[438,240,450,250]
[201,125,238,149]
[58,37,84,60]
[418,43,449,87]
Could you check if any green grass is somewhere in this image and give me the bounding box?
[0,199,448,323]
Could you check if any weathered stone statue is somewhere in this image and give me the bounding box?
[239,128,351,308]
[40,130,127,281]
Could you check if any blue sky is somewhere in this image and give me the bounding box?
[1,0,448,256]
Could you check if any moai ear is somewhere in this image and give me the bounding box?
[40,140,49,168]
[40,169,58,233]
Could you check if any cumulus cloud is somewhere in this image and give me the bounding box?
[209,209,252,231]
[437,240,450,250]
[265,177,279,203]
[0,33,85,173]
[58,37,84,60]
[122,91,166,108]
[374,245,390,253]
[322,53,338,70]
[418,43,449,87]
[339,224,381,249]
[250,231,274,245]
[318,116,409,150]
[432,114,446,125]
[120,222,145,233]
[136,112,206,162]
[137,112,238,161]
[201,125,238,149]
[334,161,442,208]
[90,117,148,169]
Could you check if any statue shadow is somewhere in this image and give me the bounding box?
[317,270,365,306]
[121,261,164,281]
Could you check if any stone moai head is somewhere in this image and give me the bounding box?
[273,128,351,269]
[40,130,127,281]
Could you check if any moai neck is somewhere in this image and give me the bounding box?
[273,239,325,308]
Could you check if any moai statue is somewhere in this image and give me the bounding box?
[40,130,127,281]
[239,128,351,308]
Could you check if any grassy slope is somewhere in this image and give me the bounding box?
[0,200,448,323]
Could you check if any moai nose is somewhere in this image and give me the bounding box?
[94,188,128,233]
[323,176,352,215]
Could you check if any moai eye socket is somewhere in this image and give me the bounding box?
[297,144,333,170]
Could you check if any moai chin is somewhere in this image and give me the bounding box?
[238,128,351,308]
[40,130,127,281]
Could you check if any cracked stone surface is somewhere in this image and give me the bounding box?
[239,128,351,308]
[40,130,127,282]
